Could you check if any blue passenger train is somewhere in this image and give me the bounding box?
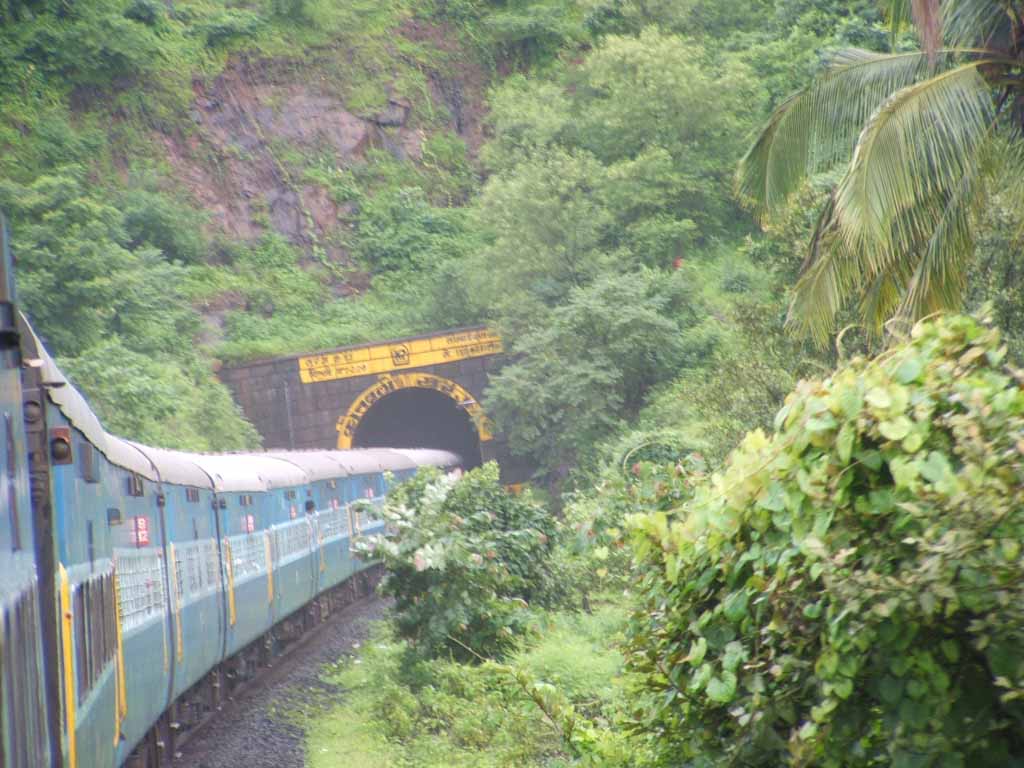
[0,214,460,767]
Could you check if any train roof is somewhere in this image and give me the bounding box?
[125,441,215,490]
[176,453,309,492]
[391,448,460,468]
[21,322,158,480]
[265,451,349,482]
[325,448,414,475]
[267,448,460,481]
[18,315,462,491]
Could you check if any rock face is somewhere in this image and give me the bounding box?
[159,28,486,273]
[163,58,381,262]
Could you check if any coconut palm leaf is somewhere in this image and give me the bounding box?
[786,62,999,340]
[897,147,990,320]
[831,61,994,262]
[785,197,866,345]
[745,0,1024,345]
[945,0,1013,49]
[737,49,967,217]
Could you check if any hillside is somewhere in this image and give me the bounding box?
[0,0,517,447]
[5,0,1019,479]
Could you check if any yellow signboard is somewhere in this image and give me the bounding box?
[298,328,503,384]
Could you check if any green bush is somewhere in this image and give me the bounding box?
[355,463,560,660]
[625,314,1024,767]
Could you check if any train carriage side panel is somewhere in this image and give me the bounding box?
[126,443,224,706]
[45,411,160,768]
[0,212,54,768]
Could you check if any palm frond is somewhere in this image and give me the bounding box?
[785,197,866,346]
[897,164,982,320]
[887,0,912,50]
[789,64,1002,342]
[859,266,914,335]
[737,49,966,218]
[831,61,995,265]
[945,0,1012,49]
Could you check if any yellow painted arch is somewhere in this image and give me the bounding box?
[336,372,493,450]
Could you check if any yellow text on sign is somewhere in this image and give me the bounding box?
[298,328,502,384]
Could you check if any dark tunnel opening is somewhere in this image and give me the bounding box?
[351,387,483,469]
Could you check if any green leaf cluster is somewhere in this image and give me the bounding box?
[0,166,260,450]
[484,268,705,469]
[355,463,561,660]
[625,313,1024,766]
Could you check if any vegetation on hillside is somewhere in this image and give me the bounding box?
[289,5,1024,768]
[8,0,1022,763]
[322,311,1024,767]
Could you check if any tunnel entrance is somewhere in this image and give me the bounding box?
[351,387,483,469]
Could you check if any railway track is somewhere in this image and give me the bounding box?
[133,568,383,768]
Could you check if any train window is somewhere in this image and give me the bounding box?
[285,489,297,500]
[327,479,337,489]
[126,473,144,497]
[239,494,253,507]
[185,487,200,503]
[107,507,123,526]
[73,573,118,704]
[79,442,99,484]
[4,412,20,551]
[3,584,50,767]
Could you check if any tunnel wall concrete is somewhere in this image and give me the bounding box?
[217,328,533,483]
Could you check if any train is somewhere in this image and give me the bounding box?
[0,212,461,768]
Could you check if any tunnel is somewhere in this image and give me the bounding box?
[350,387,483,469]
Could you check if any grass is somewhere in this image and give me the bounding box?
[304,603,628,768]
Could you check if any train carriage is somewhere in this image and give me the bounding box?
[0,212,55,768]
[0,209,462,768]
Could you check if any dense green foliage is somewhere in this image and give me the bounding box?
[355,463,560,660]
[739,0,1024,342]
[7,1,1024,766]
[0,166,260,448]
[626,314,1024,766]
[486,268,705,467]
[308,606,627,768]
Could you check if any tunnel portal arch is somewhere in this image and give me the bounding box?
[335,373,492,468]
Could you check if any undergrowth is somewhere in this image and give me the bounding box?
[307,604,627,768]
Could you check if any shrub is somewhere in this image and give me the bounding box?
[355,463,560,660]
[625,314,1024,767]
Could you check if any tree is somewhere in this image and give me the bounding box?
[484,268,704,470]
[737,0,1024,344]
[354,463,559,661]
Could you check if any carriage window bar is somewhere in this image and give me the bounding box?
[185,487,200,503]
[239,494,254,507]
